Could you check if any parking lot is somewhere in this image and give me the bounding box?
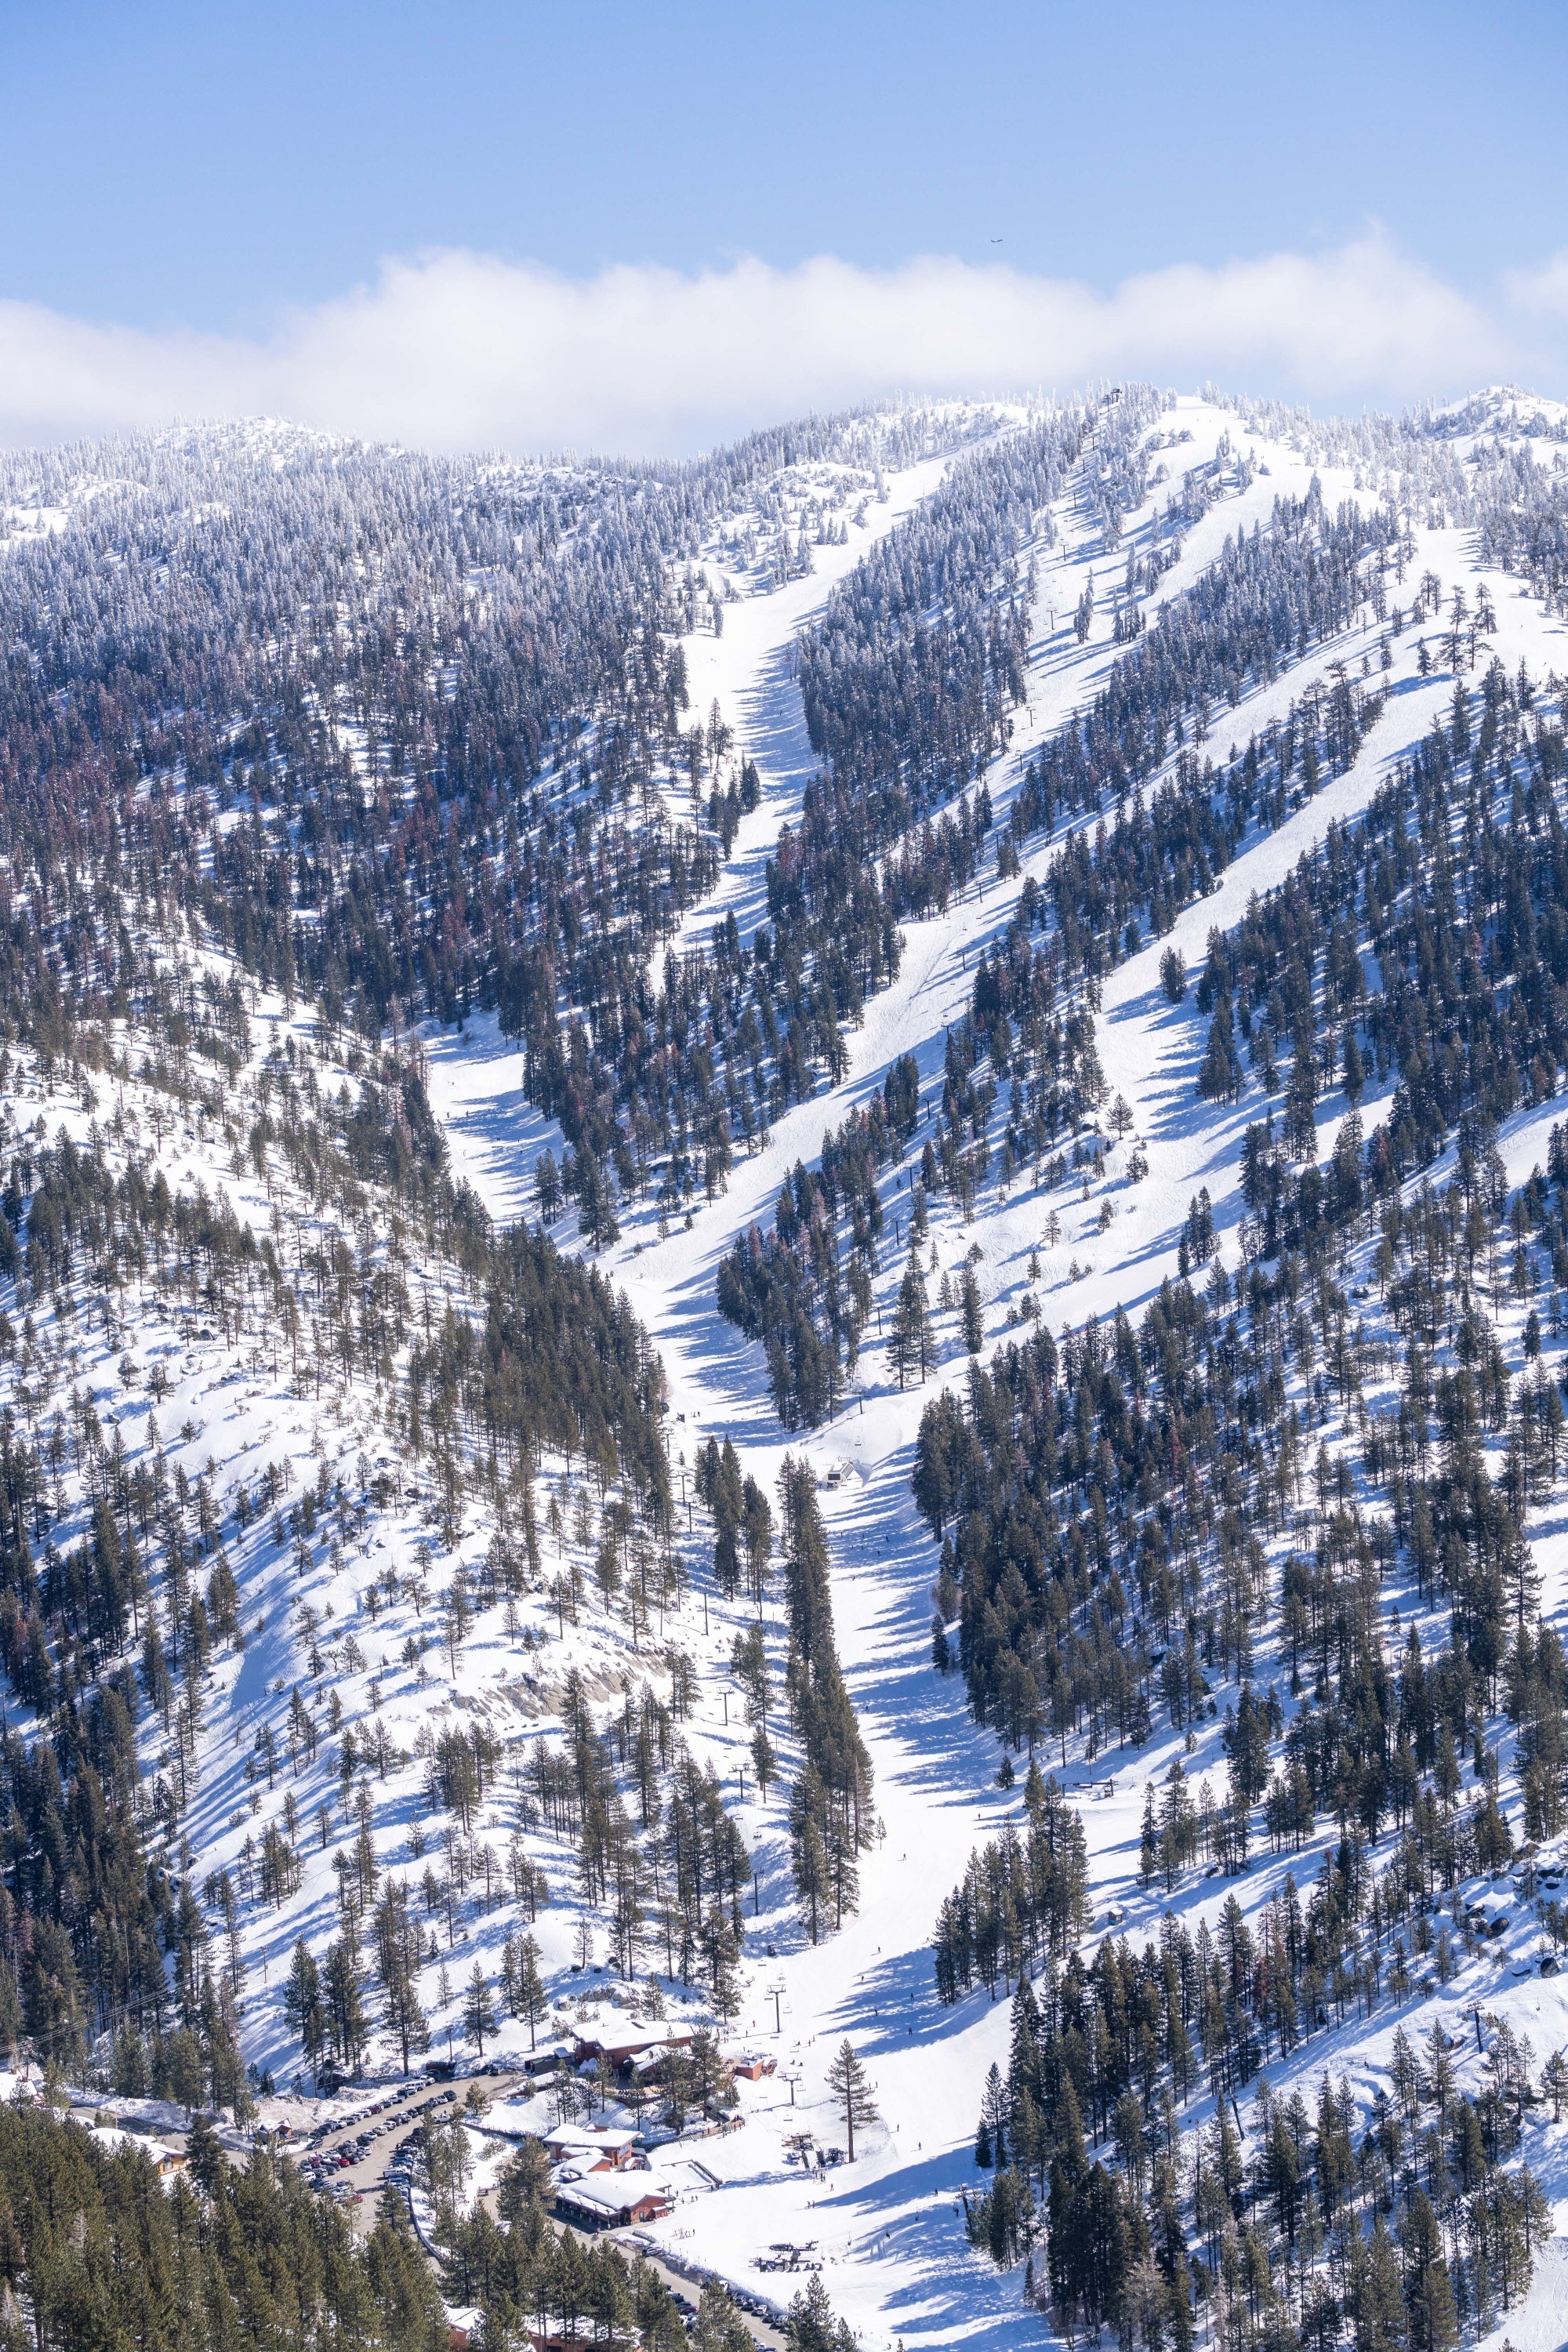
[288,2067,517,2220]
[268,2063,788,2348]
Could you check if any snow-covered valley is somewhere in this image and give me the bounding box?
[8,387,1568,2352]
[412,392,1568,2347]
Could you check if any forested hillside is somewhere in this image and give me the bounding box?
[3,385,1568,2352]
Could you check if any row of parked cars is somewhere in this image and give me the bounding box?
[305,2091,404,2150]
[653,2279,771,2345]
[298,2084,463,2199]
[299,2145,365,2201]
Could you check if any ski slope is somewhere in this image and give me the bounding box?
[426,393,1568,2349]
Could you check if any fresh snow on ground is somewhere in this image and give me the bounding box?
[10,392,1564,2347]
[423,395,1568,2348]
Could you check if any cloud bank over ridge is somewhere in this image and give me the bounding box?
[0,230,1557,456]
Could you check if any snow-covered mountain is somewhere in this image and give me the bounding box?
[7,385,1568,2352]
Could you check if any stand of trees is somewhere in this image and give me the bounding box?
[958,1894,1551,2352]
[920,648,1568,2343]
[778,1460,873,1940]
[722,444,1420,1425]
[445,2129,858,2351]
[717,1055,922,1425]
[0,2099,448,2352]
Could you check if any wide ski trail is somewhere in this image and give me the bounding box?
[428,394,1568,2350]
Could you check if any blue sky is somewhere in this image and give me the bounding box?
[3,0,1567,450]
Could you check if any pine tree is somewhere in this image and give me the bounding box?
[980,2060,1010,2169]
[283,1937,327,2082]
[783,2274,857,2352]
[1075,575,1094,644]
[891,1258,935,1386]
[1399,2187,1457,2352]
[826,2039,880,2162]
[1139,1784,1159,1886]
[463,1963,497,2058]
[741,1475,774,1606]
[1197,996,1241,1103]
[576,1149,620,1251]
[960,1265,984,1356]
[324,1938,369,2075]
[695,2278,757,2352]
[496,2133,554,2225]
[372,1882,428,2072]
[789,1786,830,1945]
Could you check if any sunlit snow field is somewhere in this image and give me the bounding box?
[419,394,1568,2348]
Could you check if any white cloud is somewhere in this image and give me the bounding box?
[1503,251,1568,319]
[0,232,1537,456]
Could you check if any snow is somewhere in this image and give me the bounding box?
[422,394,1568,2347]
[424,1010,558,1226]
[5,389,1566,2347]
[668,440,974,964]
